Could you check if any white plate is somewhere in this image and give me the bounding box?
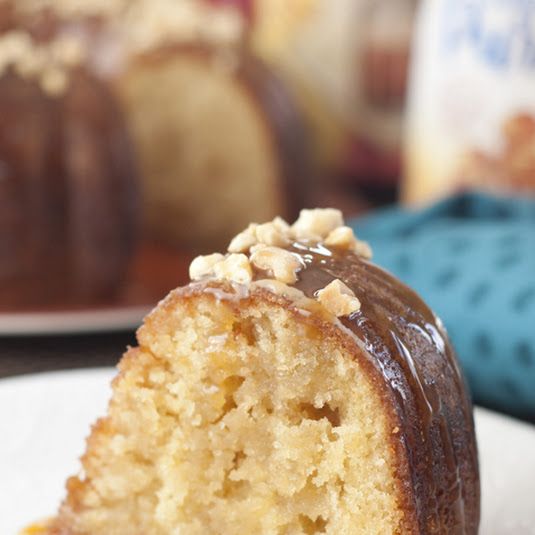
[1,369,534,534]
[0,242,191,337]
[0,306,152,336]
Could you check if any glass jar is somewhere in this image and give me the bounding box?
[404,0,535,205]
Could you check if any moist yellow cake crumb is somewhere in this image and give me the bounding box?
[53,294,405,534]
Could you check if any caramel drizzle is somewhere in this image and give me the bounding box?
[195,239,477,533]
[287,242,473,534]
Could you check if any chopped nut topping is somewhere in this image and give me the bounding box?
[50,35,86,67]
[255,219,290,247]
[13,0,244,52]
[189,253,225,281]
[291,208,344,240]
[316,279,361,317]
[325,226,356,249]
[252,279,306,301]
[228,224,258,253]
[190,208,373,313]
[0,30,86,96]
[325,226,373,259]
[250,246,302,284]
[249,243,268,255]
[228,217,291,253]
[40,67,68,96]
[14,48,45,77]
[6,0,243,96]
[271,216,291,234]
[213,253,252,284]
[353,240,373,260]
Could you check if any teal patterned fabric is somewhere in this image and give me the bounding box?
[350,193,535,420]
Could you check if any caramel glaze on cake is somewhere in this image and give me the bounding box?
[290,243,480,533]
[42,210,479,535]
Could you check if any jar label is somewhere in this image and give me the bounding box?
[404,0,535,204]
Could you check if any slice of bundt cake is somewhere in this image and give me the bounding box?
[43,209,479,535]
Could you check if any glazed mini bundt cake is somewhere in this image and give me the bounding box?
[116,43,309,251]
[42,209,479,535]
[0,21,139,306]
[109,0,310,250]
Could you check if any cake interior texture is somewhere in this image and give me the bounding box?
[60,293,405,535]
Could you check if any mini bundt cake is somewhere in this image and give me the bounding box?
[115,43,309,251]
[42,209,479,534]
[109,0,310,250]
[4,0,310,252]
[0,22,139,306]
